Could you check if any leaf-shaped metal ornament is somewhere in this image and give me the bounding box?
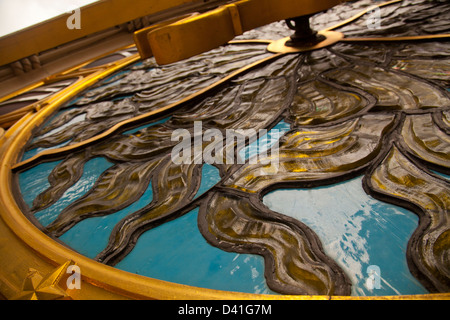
[11,0,450,298]
[199,191,352,295]
[225,114,396,193]
[367,147,450,292]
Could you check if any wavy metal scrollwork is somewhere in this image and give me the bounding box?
[366,147,449,292]
[198,191,352,295]
[15,0,450,296]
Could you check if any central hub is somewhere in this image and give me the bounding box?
[285,15,326,47]
[267,15,344,54]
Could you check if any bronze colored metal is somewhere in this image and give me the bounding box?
[12,53,285,172]
[323,0,402,32]
[145,0,344,64]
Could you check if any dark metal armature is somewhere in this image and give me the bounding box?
[285,15,325,47]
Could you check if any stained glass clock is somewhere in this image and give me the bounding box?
[0,0,449,300]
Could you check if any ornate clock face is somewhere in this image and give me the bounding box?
[2,0,449,299]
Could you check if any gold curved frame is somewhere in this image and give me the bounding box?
[1,0,450,300]
[0,44,141,130]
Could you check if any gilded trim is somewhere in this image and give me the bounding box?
[2,52,449,300]
[1,0,450,301]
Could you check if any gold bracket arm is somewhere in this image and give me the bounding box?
[136,0,345,65]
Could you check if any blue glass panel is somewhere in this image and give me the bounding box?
[116,208,277,295]
[19,161,60,208]
[22,112,87,161]
[19,157,113,227]
[122,117,172,135]
[60,181,154,259]
[263,176,429,296]
[432,170,450,181]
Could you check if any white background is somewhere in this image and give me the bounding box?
[0,0,99,37]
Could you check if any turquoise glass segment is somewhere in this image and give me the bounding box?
[432,170,450,181]
[194,164,221,199]
[60,163,219,258]
[263,176,429,296]
[116,208,277,295]
[60,181,154,259]
[19,157,113,227]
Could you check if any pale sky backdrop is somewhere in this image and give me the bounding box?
[0,0,100,37]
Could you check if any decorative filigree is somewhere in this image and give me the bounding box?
[198,191,351,295]
[367,147,449,292]
[14,0,450,295]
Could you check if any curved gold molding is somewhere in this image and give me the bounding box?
[2,53,448,301]
[2,0,450,301]
[0,51,289,300]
